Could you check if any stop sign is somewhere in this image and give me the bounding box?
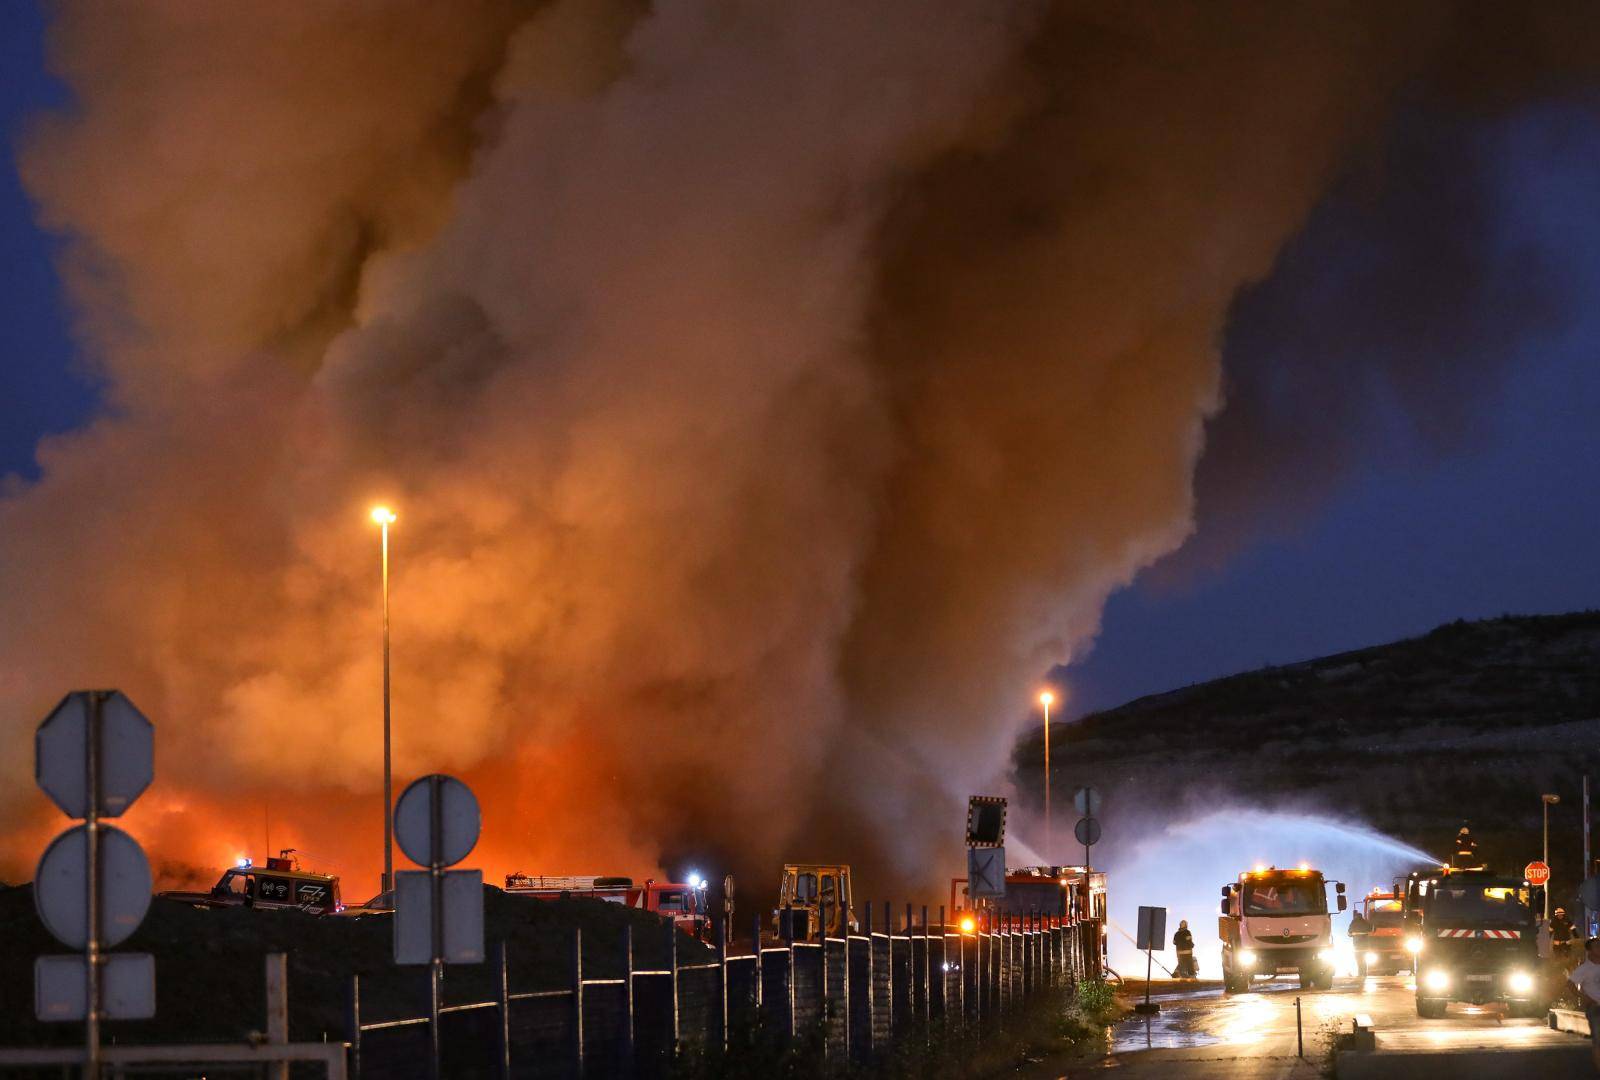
[1525,861,1551,886]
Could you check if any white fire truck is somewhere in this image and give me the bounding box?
[505,873,711,938]
[1219,865,1346,992]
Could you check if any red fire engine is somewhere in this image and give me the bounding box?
[504,874,711,937]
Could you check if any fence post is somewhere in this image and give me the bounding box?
[265,953,289,1080]
[623,922,635,1071]
[667,918,681,1049]
[862,902,874,1061]
[571,927,584,1079]
[921,904,931,1028]
[753,912,764,1011]
[716,916,728,1052]
[344,973,362,1080]
[840,922,851,1060]
[496,942,511,1080]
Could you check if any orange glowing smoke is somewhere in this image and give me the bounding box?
[6,2,1600,897]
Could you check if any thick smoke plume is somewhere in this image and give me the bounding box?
[4,2,1599,898]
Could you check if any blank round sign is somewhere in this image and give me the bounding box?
[394,774,481,867]
[35,824,152,949]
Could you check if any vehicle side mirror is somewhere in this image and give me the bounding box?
[1220,897,1230,916]
[1337,896,1347,912]
[1335,882,1346,895]
[1221,885,1231,898]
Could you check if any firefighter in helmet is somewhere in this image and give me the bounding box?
[1552,907,1577,962]
[1452,826,1478,869]
[1173,919,1197,979]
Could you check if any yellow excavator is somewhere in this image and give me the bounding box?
[774,863,858,941]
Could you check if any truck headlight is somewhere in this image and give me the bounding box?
[1364,951,1379,966]
[1405,936,1424,954]
[1423,969,1450,993]
[1317,949,1336,964]
[959,916,976,935]
[1238,949,1257,970]
[1509,971,1534,994]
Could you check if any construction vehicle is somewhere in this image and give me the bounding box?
[1350,888,1409,976]
[504,873,712,937]
[774,864,857,941]
[157,850,343,914]
[1219,866,1345,993]
[1402,865,1545,1018]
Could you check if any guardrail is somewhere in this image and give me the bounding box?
[346,905,1105,1077]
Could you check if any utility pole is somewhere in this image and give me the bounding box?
[1543,793,1561,920]
[1039,691,1054,864]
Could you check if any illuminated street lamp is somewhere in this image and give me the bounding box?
[371,505,397,905]
[1543,793,1560,919]
[1040,690,1055,864]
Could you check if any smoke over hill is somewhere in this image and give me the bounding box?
[5,3,1600,896]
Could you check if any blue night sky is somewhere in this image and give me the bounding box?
[3,4,1599,720]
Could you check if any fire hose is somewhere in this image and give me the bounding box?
[1108,917,1176,978]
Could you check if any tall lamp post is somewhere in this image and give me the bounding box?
[1543,792,1560,919]
[1040,690,1055,864]
[372,506,398,904]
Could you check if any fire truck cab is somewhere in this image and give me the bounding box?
[158,851,343,914]
[504,874,712,937]
[1220,866,1345,993]
[1351,889,1409,976]
[1402,866,1545,1018]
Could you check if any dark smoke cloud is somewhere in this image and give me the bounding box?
[4,2,1600,901]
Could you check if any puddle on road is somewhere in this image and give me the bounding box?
[1110,980,1307,1053]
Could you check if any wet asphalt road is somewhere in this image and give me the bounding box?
[1055,973,1595,1079]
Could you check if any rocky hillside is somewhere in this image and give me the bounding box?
[1015,612,1600,892]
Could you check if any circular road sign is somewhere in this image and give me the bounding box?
[35,824,152,949]
[394,774,481,868]
[1074,816,1102,847]
[36,690,154,819]
[1074,787,1101,816]
[1525,861,1551,886]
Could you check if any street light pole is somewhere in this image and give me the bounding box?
[1543,793,1560,920]
[1040,691,1054,865]
[372,506,398,904]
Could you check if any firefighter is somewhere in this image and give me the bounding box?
[1173,919,1197,979]
[1552,907,1577,962]
[1452,826,1478,869]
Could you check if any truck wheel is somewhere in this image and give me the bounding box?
[1416,998,1447,1019]
[1316,969,1335,991]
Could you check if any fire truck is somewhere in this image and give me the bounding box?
[1219,866,1345,992]
[950,865,1106,927]
[504,873,711,938]
[157,850,343,914]
[1402,865,1545,1017]
[1351,888,1409,976]
[947,865,1107,976]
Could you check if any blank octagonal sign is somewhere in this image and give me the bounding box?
[394,774,481,868]
[35,824,152,949]
[36,691,154,819]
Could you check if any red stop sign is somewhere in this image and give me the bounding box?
[1525,861,1551,885]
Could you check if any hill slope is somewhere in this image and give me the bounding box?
[1016,612,1600,886]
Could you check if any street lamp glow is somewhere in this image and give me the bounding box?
[1038,690,1054,707]
[370,506,397,525]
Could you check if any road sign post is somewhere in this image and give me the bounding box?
[34,691,157,1080]
[1135,905,1166,1014]
[393,774,483,1080]
[1073,788,1101,872]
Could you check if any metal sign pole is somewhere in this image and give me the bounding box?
[428,775,443,1080]
[84,690,103,1080]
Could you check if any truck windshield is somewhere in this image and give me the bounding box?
[656,890,687,914]
[1428,885,1533,923]
[1243,880,1324,916]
